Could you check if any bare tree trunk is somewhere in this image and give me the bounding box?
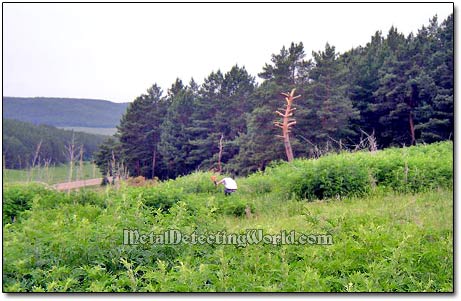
[321,77,331,129]
[92,161,96,179]
[409,111,416,146]
[122,162,129,179]
[78,145,84,182]
[31,139,43,169]
[43,158,52,183]
[283,133,294,162]
[152,149,157,179]
[217,133,224,174]
[359,129,378,153]
[2,154,6,183]
[275,89,300,162]
[65,132,76,193]
[29,140,43,182]
[111,150,117,185]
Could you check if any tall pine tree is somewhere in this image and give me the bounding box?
[231,42,311,173]
[414,14,453,142]
[158,79,197,178]
[117,84,168,178]
[302,43,359,148]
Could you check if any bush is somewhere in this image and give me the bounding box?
[172,172,217,194]
[365,142,453,192]
[69,189,105,207]
[128,183,185,211]
[3,184,56,223]
[292,154,371,201]
[291,141,453,200]
[239,171,273,194]
[218,197,256,217]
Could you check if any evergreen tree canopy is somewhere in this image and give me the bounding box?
[93,13,453,179]
[117,83,168,178]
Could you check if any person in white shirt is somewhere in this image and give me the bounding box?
[214,177,238,196]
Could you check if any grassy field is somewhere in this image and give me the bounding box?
[2,162,101,185]
[2,142,453,292]
[214,190,453,292]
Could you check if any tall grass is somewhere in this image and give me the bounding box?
[239,141,452,200]
[3,162,101,185]
[2,141,453,292]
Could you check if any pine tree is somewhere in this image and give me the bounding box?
[117,84,168,178]
[371,20,453,147]
[215,66,256,165]
[158,79,197,178]
[187,66,256,173]
[303,43,359,147]
[231,43,310,173]
[259,42,311,86]
[186,71,224,171]
[230,81,287,175]
[414,14,453,142]
[345,31,389,143]
[94,137,122,176]
[371,27,416,146]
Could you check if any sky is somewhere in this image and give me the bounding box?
[2,2,454,103]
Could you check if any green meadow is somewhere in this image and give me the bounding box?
[2,142,453,292]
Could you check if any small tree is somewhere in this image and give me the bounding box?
[274,89,300,162]
[64,132,77,192]
[77,145,84,182]
[217,133,224,174]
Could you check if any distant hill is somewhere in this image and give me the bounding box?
[2,97,129,128]
[2,119,108,169]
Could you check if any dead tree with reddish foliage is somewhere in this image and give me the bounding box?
[274,89,301,162]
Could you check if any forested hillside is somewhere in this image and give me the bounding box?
[3,97,129,128]
[2,119,107,169]
[96,14,453,180]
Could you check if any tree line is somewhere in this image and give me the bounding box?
[95,14,453,180]
[3,119,107,169]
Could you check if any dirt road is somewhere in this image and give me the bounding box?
[53,177,113,191]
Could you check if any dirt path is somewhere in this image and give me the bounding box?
[53,177,113,191]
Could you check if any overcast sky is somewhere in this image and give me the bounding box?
[3,3,453,103]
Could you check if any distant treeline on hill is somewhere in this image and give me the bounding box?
[3,119,107,169]
[2,97,129,128]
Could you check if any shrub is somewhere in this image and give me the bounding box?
[218,197,256,217]
[3,184,56,223]
[172,172,217,194]
[239,171,273,195]
[292,154,371,201]
[128,183,184,211]
[291,141,453,200]
[365,142,453,192]
[69,189,105,207]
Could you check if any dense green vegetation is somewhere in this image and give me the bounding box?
[2,119,107,169]
[3,162,101,185]
[96,14,453,180]
[3,142,453,292]
[2,97,129,128]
